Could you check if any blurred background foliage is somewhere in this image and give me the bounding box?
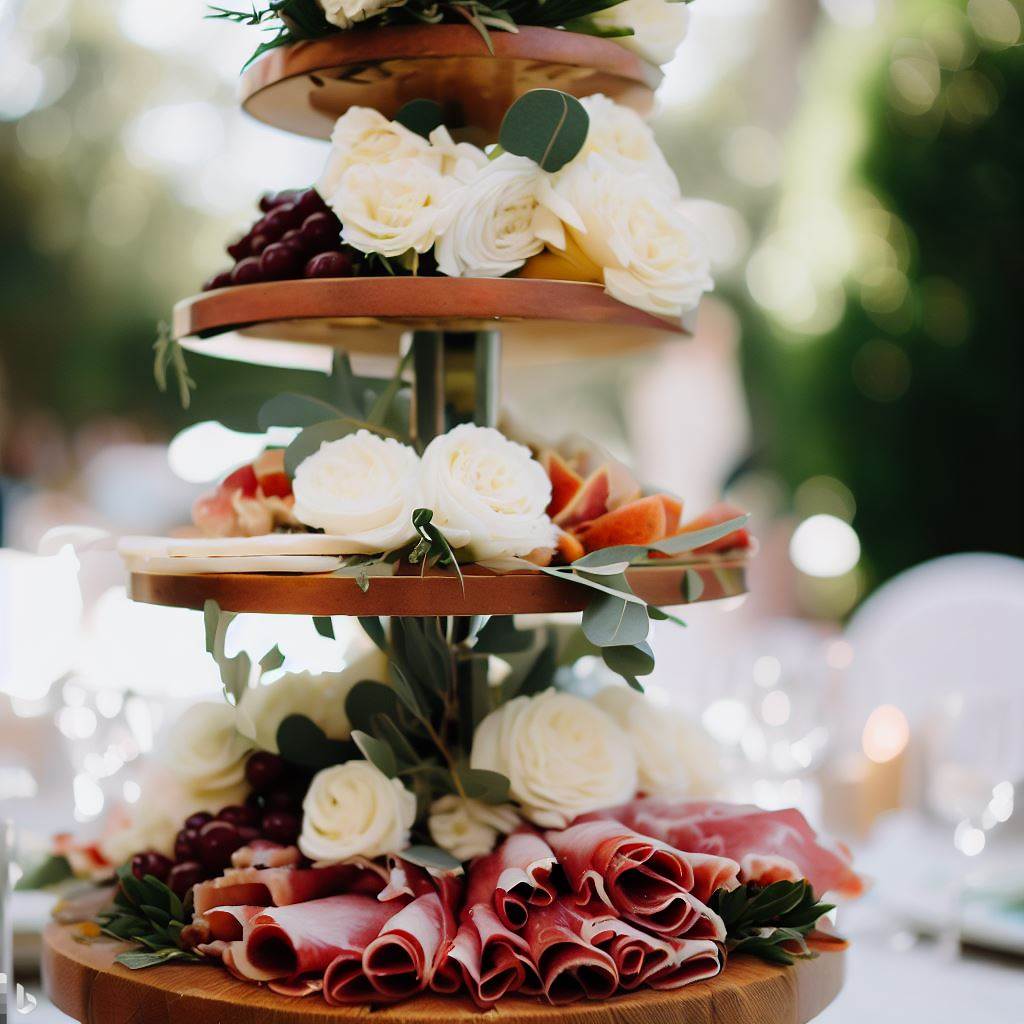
[0,0,1021,607]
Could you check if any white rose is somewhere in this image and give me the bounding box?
[590,0,690,66]
[593,686,722,796]
[317,0,406,33]
[162,702,253,798]
[236,649,387,753]
[470,689,638,828]
[435,153,582,278]
[420,424,557,561]
[428,795,521,862]
[299,760,416,863]
[318,107,434,198]
[333,157,456,258]
[292,430,420,553]
[579,94,679,198]
[428,125,488,182]
[556,152,713,318]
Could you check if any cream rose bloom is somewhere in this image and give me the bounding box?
[318,107,433,198]
[435,153,582,278]
[318,0,405,30]
[428,125,488,182]
[470,689,638,828]
[593,685,722,796]
[299,760,416,864]
[589,0,690,66]
[420,424,557,561]
[292,430,420,553]
[556,152,713,318]
[579,94,679,198]
[236,649,387,753]
[162,702,253,800]
[334,157,456,258]
[428,795,520,861]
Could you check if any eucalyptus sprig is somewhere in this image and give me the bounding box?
[97,865,203,970]
[709,880,837,965]
[152,322,196,410]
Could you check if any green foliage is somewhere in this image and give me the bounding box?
[499,89,590,172]
[709,880,836,965]
[97,866,202,970]
[276,713,358,768]
[152,323,196,410]
[394,99,446,139]
[15,854,73,891]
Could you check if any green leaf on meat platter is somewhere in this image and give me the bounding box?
[602,640,655,681]
[351,730,398,778]
[313,615,335,640]
[499,89,590,172]
[394,98,445,139]
[358,616,389,653]
[276,714,356,769]
[455,766,511,804]
[400,845,463,873]
[257,392,342,431]
[116,948,203,970]
[472,615,534,655]
[581,589,650,648]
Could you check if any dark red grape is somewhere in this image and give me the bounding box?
[231,256,264,285]
[197,821,244,871]
[260,189,301,212]
[227,235,251,261]
[202,270,232,291]
[130,850,172,883]
[263,785,301,812]
[304,251,353,279]
[293,187,326,220]
[262,204,300,238]
[168,861,205,898]
[246,752,285,792]
[300,211,342,254]
[217,804,260,828]
[259,242,302,280]
[185,811,213,830]
[174,828,198,862]
[237,826,261,845]
[262,811,300,845]
[249,232,271,256]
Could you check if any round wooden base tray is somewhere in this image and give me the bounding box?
[128,559,747,616]
[43,924,844,1024]
[240,25,660,140]
[174,278,690,369]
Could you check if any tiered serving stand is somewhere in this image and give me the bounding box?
[43,22,843,1022]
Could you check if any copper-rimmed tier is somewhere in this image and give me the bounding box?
[129,559,747,616]
[174,278,690,367]
[43,924,844,1024]
[240,25,661,139]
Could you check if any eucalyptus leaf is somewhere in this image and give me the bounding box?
[499,89,589,172]
[358,617,389,653]
[581,590,650,648]
[313,616,335,640]
[684,568,705,602]
[345,680,403,734]
[284,418,356,478]
[351,729,398,777]
[602,640,655,679]
[394,98,445,139]
[456,766,511,804]
[257,392,341,431]
[473,615,533,654]
[400,844,463,872]
[259,644,285,674]
[276,714,355,769]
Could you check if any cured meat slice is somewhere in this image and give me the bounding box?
[361,891,458,1000]
[243,894,398,982]
[739,853,803,886]
[521,901,619,1005]
[619,798,862,898]
[231,840,301,870]
[470,828,557,929]
[546,819,727,938]
[192,859,386,915]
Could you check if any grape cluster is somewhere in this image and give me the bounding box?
[130,752,310,898]
[202,188,354,290]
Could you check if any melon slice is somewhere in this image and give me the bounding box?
[659,494,683,535]
[675,501,751,553]
[542,450,583,518]
[556,529,585,564]
[553,466,612,530]
[577,495,669,553]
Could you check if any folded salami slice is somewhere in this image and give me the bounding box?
[521,900,619,1005]
[545,819,728,938]
[242,894,398,983]
[192,860,387,915]
[619,798,863,898]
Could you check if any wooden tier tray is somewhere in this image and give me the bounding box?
[240,25,661,140]
[174,278,690,369]
[128,559,748,616]
[43,924,845,1024]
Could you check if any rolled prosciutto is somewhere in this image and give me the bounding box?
[521,900,619,1005]
[618,798,863,898]
[475,829,557,929]
[192,860,386,915]
[241,894,398,984]
[545,819,729,938]
[230,840,302,870]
